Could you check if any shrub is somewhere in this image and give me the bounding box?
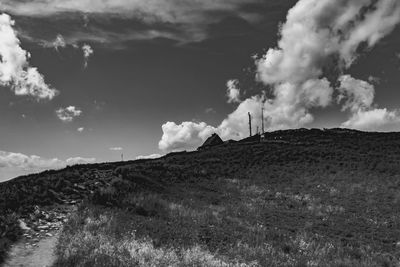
[0,213,22,263]
[91,186,121,207]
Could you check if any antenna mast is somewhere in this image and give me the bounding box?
[261,106,265,134]
[248,112,252,137]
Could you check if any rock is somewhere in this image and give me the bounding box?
[45,233,53,237]
[75,185,86,190]
[19,219,31,231]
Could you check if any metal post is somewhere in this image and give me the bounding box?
[248,112,252,137]
[261,106,265,134]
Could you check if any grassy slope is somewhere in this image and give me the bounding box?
[55,129,400,266]
[2,129,400,266]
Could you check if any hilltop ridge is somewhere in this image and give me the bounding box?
[1,128,400,265]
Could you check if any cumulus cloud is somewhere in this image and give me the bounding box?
[159,121,216,152]
[109,147,123,151]
[226,79,241,103]
[82,44,93,68]
[56,106,82,122]
[159,0,400,151]
[0,150,95,181]
[341,108,400,132]
[77,127,84,132]
[0,13,58,100]
[338,75,375,113]
[0,151,62,169]
[255,0,400,128]
[135,154,162,160]
[338,75,400,131]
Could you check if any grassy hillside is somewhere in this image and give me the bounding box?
[2,128,400,266]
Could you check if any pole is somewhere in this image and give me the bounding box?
[248,112,252,137]
[261,106,265,134]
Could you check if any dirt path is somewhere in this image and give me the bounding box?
[2,231,59,267]
[2,205,75,267]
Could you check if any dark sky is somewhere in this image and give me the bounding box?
[0,0,399,180]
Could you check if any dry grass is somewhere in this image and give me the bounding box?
[4,129,400,266]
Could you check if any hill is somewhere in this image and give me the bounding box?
[1,128,400,266]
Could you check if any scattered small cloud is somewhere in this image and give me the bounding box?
[56,106,82,122]
[368,76,380,84]
[77,127,84,132]
[226,79,241,104]
[82,44,94,68]
[0,13,58,100]
[205,108,216,114]
[109,147,123,151]
[52,34,66,51]
[135,154,162,160]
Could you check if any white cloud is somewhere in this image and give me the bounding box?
[1,0,264,45]
[82,44,93,68]
[368,76,380,84]
[66,157,96,165]
[338,75,375,113]
[0,151,63,169]
[255,0,400,129]
[338,75,400,131]
[77,127,84,132]
[158,0,400,151]
[56,106,82,122]
[159,121,216,152]
[0,13,58,100]
[341,108,400,132]
[135,154,162,160]
[205,108,216,114]
[41,34,67,51]
[1,0,257,24]
[109,147,123,151]
[0,150,96,181]
[226,79,241,103]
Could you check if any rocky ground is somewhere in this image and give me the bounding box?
[18,205,74,245]
[2,205,75,266]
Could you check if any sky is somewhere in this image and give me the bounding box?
[0,0,399,181]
